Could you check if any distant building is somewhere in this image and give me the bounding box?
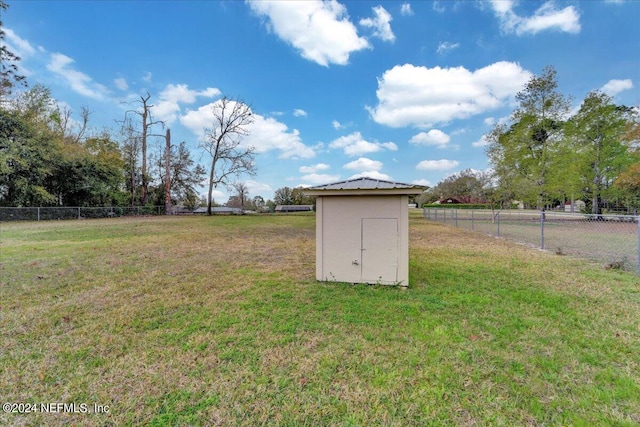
[193,207,243,215]
[274,205,314,213]
[565,200,586,213]
[437,196,488,205]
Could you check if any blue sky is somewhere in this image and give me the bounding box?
[5,0,639,203]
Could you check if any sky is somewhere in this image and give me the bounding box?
[4,0,640,203]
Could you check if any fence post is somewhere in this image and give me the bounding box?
[455,209,458,227]
[541,210,545,250]
[496,212,500,237]
[637,215,639,275]
[471,209,474,231]
[37,207,40,221]
[78,207,81,220]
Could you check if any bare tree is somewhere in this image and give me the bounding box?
[200,97,256,215]
[232,182,249,209]
[164,129,171,215]
[121,93,163,205]
[119,117,141,206]
[54,105,90,144]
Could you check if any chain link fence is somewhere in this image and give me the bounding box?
[0,206,166,222]
[423,208,640,274]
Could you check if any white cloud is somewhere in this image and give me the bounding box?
[472,135,491,148]
[332,120,353,130]
[359,5,395,42]
[367,61,532,128]
[600,79,634,97]
[484,115,510,127]
[203,189,228,203]
[247,0,370,67]
[490,0,581,35]
[299,163,330,173]
[160,84,220,104]
[416,159,460,171]
[348,170,391,181]
[400,3,414,16]
[4,28,37,58]
[247,115,316,159]
[301,173,341,185]
[343,157,383,171]
[293,108,308,117]
[329,131,397,156]
[244,180,274,197]
[409,129,451,148]
[142,72,153,82]
[432,1,445,13]
[412,179,432,187]
[180,101,316,159]
[154,84,221,124]
[436,41,460,55]
[114,78,129,91]
[46,53,109,100]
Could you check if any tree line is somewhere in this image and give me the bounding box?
[1,2,256,213]
[420,67,639,215]
[0,85,207,209]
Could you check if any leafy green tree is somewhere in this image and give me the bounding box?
[614,163,640,208]
[148,141,205,207]
[0,1,27,102]
[274,186,294,205]
[2,84,126,207]
[0,109,57,206]
[119,118,142,206]
[486,66,571,208]
[167,141,205,205]
[292,187,314,205]
[252,195,265,211]
[428,169,490,202]
[565,91,635,214]
[9,84,58,133]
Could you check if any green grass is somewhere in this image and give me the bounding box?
[424,208,638,270]
[1,214,639,426]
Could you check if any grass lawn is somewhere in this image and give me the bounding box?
[1,214,639,426]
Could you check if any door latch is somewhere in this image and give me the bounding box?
[352,260,359,265]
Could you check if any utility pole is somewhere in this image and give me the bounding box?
[165,129,171,215]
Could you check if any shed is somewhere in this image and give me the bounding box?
[304,177,425,287]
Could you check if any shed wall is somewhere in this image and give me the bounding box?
[316,195,409,285]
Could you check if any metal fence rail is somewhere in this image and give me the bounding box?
[423,208,640,274]
[0,206,166,222]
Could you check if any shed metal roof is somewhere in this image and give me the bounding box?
[304,177,425,195]
[307,177,416,190]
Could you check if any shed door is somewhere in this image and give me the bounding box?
[361,218,398,283]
